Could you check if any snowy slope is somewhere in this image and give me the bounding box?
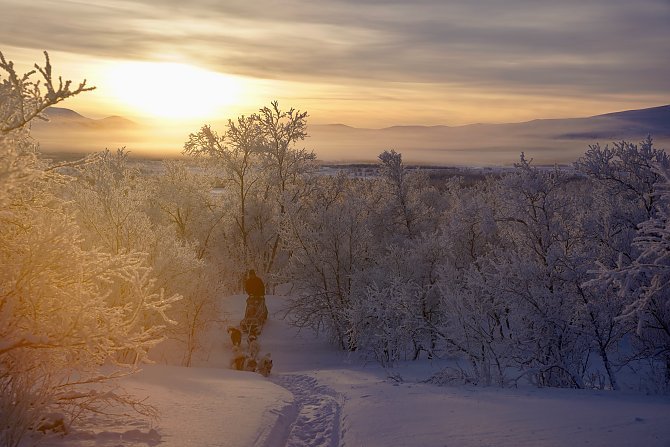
[42,294,670,447]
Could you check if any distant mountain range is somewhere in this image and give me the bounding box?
[315,104,670,138]
[33,107,137,130]
[30,107,146,157]
[31,105,670,165]
[307,104,670,165]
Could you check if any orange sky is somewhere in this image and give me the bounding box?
[1,0,668,130]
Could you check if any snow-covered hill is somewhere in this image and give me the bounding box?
[42,294,670,447]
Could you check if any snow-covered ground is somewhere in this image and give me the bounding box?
[43,294,670,447]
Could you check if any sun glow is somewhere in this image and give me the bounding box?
[105,61,245,120]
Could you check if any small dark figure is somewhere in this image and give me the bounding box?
[227,326,242,347]
[37,413,67,434]
[244,269,265,297]
[231,346,246,371]
[241,269,268,334]
[257,353,273,377]
[244,357,258,372]
[248,335,260,358]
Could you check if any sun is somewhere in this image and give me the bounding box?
[105,60,244,120]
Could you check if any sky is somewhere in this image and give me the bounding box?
[1,0,669,128]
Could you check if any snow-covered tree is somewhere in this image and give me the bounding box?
[0,205,178,421]
[351,278,425,366]
[0,50,179,445]
[1,50,93,134]
[280,150,446,362]
[350,236,447,364]
[255,100,314,201]
[439,156,596,387]
[184,102,316,290]
[280,174,376,349]
[68,148,153,254]
[375,150,438,241]
[149,160,220,250]
[575,137,669,229]
[255,101,316,275]
[67,150,226,367]
[574,138,670,388]
[147,161,228,365]
[183,118,265,274]
[592,161,670,389]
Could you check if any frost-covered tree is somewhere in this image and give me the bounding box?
[0,206,178,427]
[183,117,265,270]
[280,151,445,362]
[574,138,670,388]
[592,161,670,389]
[575,137,669,235]
[68,148,152,255]
[436,177,512,385]
[330,151,444,363]
[377,149,422,239]
[255,101,316,274]
[68,150,223,367]
[351,279,425,366]
[377,150,440,239]
[184,101,316,286]
[280,174,376,349]
[0,50,178,446]
[439,156,596,387]
[351,236,448,364]
[255,100,314,200]
[1,50,93,133]
[439,177,499,268]
[149,161,220,250]
[147,161,229,365]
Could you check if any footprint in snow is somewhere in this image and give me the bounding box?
[269,374,343,447]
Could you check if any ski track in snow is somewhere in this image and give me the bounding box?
[266,374,343,447]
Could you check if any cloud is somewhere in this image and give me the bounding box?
[1,0,668,110]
